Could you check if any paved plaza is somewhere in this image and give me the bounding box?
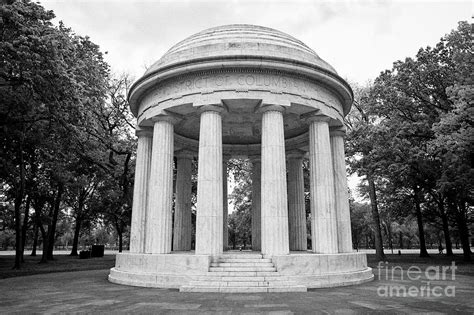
[1,267,473,314]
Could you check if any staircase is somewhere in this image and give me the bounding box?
[180,253,307,292]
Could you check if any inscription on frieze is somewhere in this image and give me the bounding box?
[142,71,315,104]
[138,70,343,119]
[171,73,306,93]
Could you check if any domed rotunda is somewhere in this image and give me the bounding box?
[109,24,373,292]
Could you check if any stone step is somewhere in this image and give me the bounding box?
[210,262,274,267]
[218,254,263,259]
[193,275,295,282]
[266,280,301,287]
[194,276,266,282]
[213,258,272,263]
[209,266,276,272]
[188,281,270,287]
[203,271,281,277]
[189,280,301,287]
[179,285,307,293]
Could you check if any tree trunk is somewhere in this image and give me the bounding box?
[399,230,403,249]
[114,219,124,253]
[413,187,429,257]
[456,200,471,261]
[438,198,453,256]
[353,230,359,250]
[118,230,123,253]
[31,222,38,256]
[32,198,46,257]
[367,174,385,261]
[13,144,26,270]
[386,222,393,254]
[20,195,31,263]
[39,223,48,263]
[70,215,82,256]
[47,184,63,260]
[14,196,23,269]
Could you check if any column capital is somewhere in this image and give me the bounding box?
[330,126,347,138]
[152,114,182,125]
[256,104,286,114]
[199,104,226,114]
[175,149,195,160]
[302,113,331,124]
[286,149,306,160]
[135,127,153,138]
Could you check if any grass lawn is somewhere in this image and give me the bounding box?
[0,253,116,279]
[1,251,473,280]
[367,253,474,276]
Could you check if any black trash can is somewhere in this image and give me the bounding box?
[91,245,105,257]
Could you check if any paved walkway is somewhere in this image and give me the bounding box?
[0,268,473,314]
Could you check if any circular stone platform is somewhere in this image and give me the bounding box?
[109,252,373,291]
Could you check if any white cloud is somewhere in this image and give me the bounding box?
[40,0,470,84]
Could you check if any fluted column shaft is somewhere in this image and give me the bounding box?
[261,106,289,256]
[223,159,228,251]
[287,152,306,251]
[308,116,338,253]
[173,151,193,251]
[195,106,223,255]
[250,157,261,251]
[129,129,153,253]
[145,118,175,254]
[331,129,353,253]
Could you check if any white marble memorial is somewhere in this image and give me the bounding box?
[109,24,373,292]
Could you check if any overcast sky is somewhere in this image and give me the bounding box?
[38,0,470,201]
[40,0,470,85]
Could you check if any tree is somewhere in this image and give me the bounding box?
[368,21,471,260]
[0,0,109,267]
[228,159,253,248]
[350,201,372,250]
[429,21,473,260]
[345,84,386,261]
[91,74,136,252]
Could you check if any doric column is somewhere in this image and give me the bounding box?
[223,157,229,251]
[173,150,193,251]
[330,127,353,253]
[145,116,178,254]
[287,150,307,251]
[250,156,261,251]
[307,115,338,253]
[129,128,153,253]
[195,105,224,256]
[260,105,289,256]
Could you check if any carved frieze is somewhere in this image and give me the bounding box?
[137,69,343,122]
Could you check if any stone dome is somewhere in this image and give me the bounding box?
[144,24,337,76]
[129,24,353,119]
